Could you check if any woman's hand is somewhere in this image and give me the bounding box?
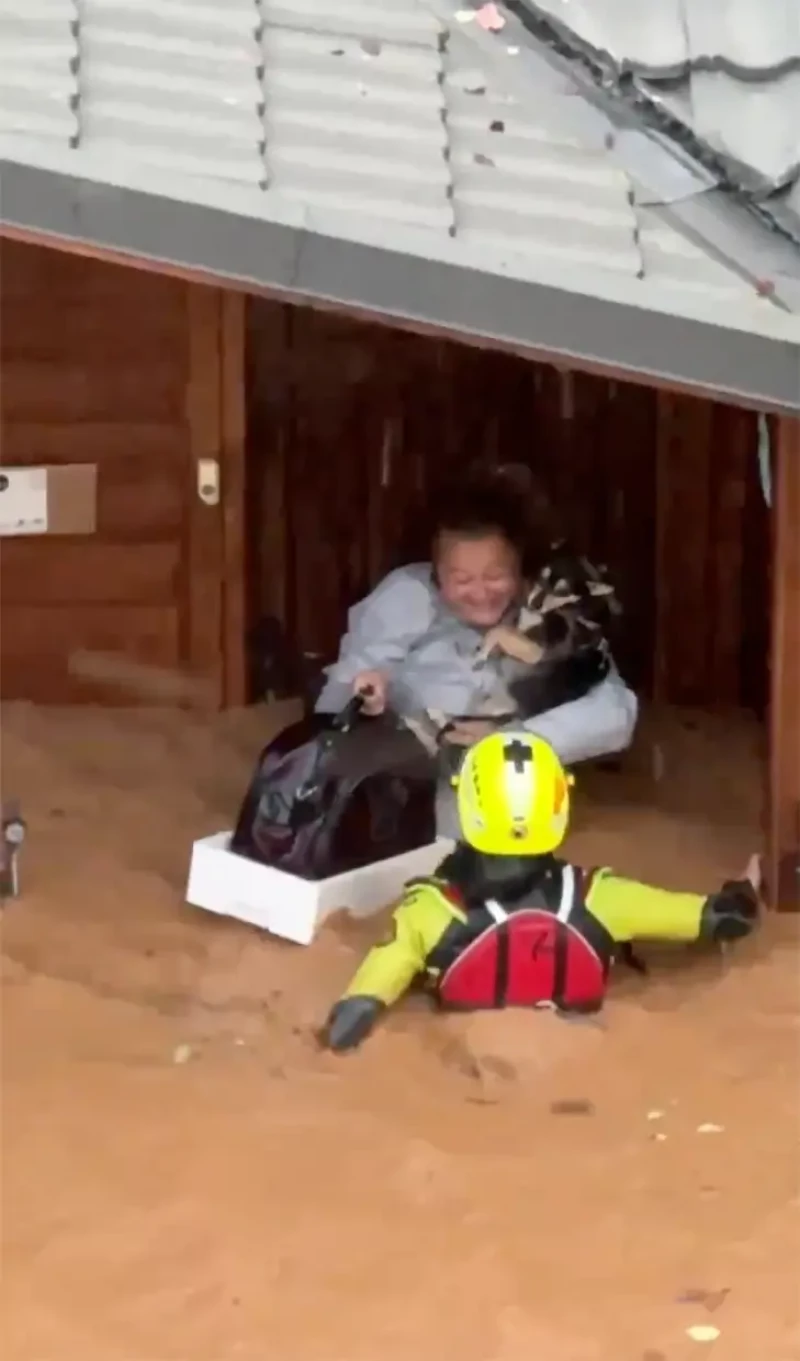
[742,853,763,898]
[442,719,496,746]
[478,624,543,666]
[353,669,389,716]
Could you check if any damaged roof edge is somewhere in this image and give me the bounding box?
[1,161,799,414]
[428,0,800,292]
[504,0,800,244]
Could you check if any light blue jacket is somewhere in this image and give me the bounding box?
[315,565,638,766]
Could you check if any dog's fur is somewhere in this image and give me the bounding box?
[476,548,622,721]
[402,549,623,753]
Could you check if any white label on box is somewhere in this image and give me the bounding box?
[0,468,48,536]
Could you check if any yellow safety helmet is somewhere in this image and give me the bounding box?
[454,731,573,856]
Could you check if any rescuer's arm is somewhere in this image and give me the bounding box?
[584,859,761,945]
[323,883,455,1053]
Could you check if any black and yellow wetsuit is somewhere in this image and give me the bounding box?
[323,844,759,1051]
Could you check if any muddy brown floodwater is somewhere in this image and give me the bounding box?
[1,701,799,1361]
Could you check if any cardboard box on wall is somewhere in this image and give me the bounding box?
[47,464,98,534]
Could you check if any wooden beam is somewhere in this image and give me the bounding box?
[768,416,800,910]
[185,283,224,709]
[220,289,248,708]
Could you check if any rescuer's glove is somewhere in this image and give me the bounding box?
[323,996,385,1052]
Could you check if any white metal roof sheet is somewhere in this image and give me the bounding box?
[0,0,791,326]
[522,0,800,195]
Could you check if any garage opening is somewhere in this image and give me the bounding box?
[0,238,792,912]
[243,298,771,898]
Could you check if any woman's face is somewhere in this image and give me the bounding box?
[435,532,521,629]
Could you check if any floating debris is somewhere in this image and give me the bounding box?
[480,1055,517,1082]
[475,3,506,31]
[686,1324,721,1342]
[677,1288,730,1312]
[697,1122,725,1135]
[647,1109,665,1121]
[550,1098,595,1116]
[360,38,382,57]
[172,1043,194,1065]
[560,1011,607,1029]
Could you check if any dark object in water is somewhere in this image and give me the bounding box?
[231,699,437,882]
[1,802,26,902]
[550,1098,595,1116]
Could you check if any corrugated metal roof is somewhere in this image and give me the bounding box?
[262,11,452,230]
[514,0,800,225]
[0,0,789,319]
[445,46,642,274]
[0,0,79,142]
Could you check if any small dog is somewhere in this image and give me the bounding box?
[479,548,619,665]
[402,550,621,753]
[475,548,622,721]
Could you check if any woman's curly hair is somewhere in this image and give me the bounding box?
[425,462,560,578]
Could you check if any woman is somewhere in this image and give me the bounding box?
[234,469,638,870]
[315,469,638,768]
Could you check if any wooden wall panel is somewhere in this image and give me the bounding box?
[220,291,248,709]
[706,403,751,705]
[1,607,180,704]
[1,542,180,604]
[2,362,184,423]
[596,380,658,695]
[2,421,186,465]
[184,283,225,709]
[246,298,768,712]
[654,392,715,705]
[654,393,765,711]
[0,239,191,702]
[768,417,800,910]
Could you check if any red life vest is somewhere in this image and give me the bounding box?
[437,866,616,1013]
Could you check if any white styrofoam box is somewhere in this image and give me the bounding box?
[186,831,454,946]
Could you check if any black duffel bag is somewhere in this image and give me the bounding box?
[230,696,437,882]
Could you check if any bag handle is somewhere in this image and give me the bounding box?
[330,691,367,734]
